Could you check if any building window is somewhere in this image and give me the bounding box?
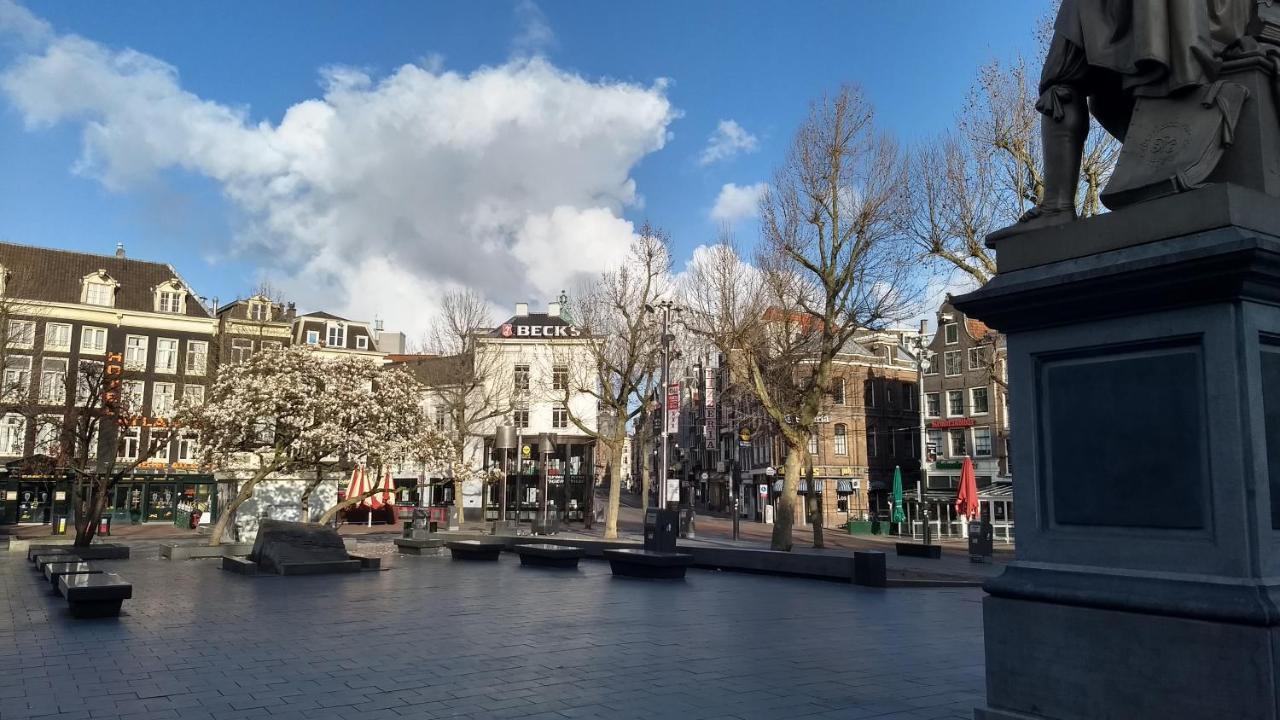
[249,302,270,321]
[44,323,71,352]
[8,319,34,349]
[552,365,568,392]
[80,326,107,354]
[39,358,67,404]
[513,409,529,429]
[834,424,847,455]
[949,428,967,456]
[76,361,103,406]
[808,432,818,455]
[865,379,877,408]
[552,406,568,429]
[83,280,115,307]
[832,378,845,405]
[944,322,958,345]
[356,336,369,350]
[0,414,25,455]
[947,390,964,417]
[3,356,30,401]
[971,387,990,415]
[902,382,915,409]
[34,416,61,456]
[157,291,183,314]
[514,364,530,393]
[305,330,319,345]
[326,324,345,347]
[974,427,993,457]
[122,380,145,415]
[926,392,940,418]
[968,347,987,370]
[923,355,938,376]
[885,382,896,407]
[435,407,447,430]
[927,429,943,461]
[182,384,205,409]
[944,350,962,376]
[125,335,148,370]
[177,431,200,463]
[155,338,179,373]
[231,338,253,363]
[153,382,176,417]
[186,341,208,375]
[118,427,140,461]
[867,427,877,457]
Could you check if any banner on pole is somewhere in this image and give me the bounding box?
[666,382,680,435]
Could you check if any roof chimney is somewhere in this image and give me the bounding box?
[114,243,125,259]
[515,302,529,317]
[548,302,561,318]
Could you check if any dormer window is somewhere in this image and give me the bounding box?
[249,303,269,321]
[153,280,187,315]
[326,323,345,347]
[81,270,118,307]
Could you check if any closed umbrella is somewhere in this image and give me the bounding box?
[956,456,979,536]
[891,465,906,530]
[347,465,369,508]
[369,469,394,511]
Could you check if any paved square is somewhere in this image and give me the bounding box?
[0,545,986,719]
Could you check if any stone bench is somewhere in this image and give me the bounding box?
[514,543,584,569]
[895,543,942,559]
[393,537,445,556]
[35,553,83,571]
[28,544,130,561]
[603,548,693,579]
[446,540,505,561]
[348,554,381,570]
[45,562,103,594]
[853,551,887,588]
[222,556,260,576]
[60,572,132,618]
[278,559,361,575]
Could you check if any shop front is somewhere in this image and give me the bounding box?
[482,437,595,524]
[0,471,72,526]
[106,473,218,525]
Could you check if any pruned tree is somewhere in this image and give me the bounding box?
[689,87,920,552]
[554,225,668,539]
[422,289,511,527]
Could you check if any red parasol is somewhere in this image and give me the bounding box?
[369,468,394,511]
[956,455,979,519]
[346,465,369,508]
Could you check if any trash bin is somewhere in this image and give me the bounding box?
[98,516,111,536]
[50,514,67,535]
[968,520,994,562]
[643,508,678,552]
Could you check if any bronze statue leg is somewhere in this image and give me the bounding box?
[1040,84,1089,213]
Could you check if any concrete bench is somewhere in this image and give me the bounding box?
[446,540,505,561]
[279,559,361,575]
[222,556,260,576]
[348,554,381,570]
[60,572,132,618]
[29,547,75,564]
[895,543,942,559]
[514,543,584,569]
[35,553,83,571]
[603,548,693,579]
[393,537,445,556]
[853,551,887,588]
[45,562,102,594]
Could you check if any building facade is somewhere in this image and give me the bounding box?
[918,299,1013,540]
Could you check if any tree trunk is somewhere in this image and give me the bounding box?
[603,437,622,539]
[208,463,276,546]
[770,447,802,551]
[299,464,324,523]
[73,477,110,547]
[451,477,463,529]
[807,459,824,549]
[640,438,652,513]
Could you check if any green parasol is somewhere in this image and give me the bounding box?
[891,465,906,523]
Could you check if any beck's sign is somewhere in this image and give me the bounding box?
[500,322,582,338]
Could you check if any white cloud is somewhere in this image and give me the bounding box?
[710,182,767,223]
[0,0,49,47]
[698,119,757,166]
[511,0,555,58]
[0,15,676,336]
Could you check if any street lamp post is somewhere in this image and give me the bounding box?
[912,319,933,543]
[495,424,516,528]
[537,432,555,533]
[645,300,681,510]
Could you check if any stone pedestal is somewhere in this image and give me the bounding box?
[955,184,1280,720]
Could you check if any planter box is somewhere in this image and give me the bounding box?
[845,521,875,535]
[160,543,252,560]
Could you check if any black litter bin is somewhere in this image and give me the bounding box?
[50,514,67,535]
[968,520,994,562]
[644,508,679,552]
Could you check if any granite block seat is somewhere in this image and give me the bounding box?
[393,537,445,556]
[60,572,132,618]
[895,543,942,559]
[279,559,361,575]
[603,548,693,579]
[348,554,381,570]
[73,545,130,561]
[853,551,887,588]
[29,547,74,564]
[45,562,102,594]
[222,556,259,576]
[514,543,584,569]
[35,553,83,571]
[446,540,505,561]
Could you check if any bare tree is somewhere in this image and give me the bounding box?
[555,225,667,539]
[689,87,920,551]
[422,289,511,527]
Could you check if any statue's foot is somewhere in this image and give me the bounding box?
[984,205,1077,246]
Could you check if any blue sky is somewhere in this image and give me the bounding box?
[0,0,1050,334]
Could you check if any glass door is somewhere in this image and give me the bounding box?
[16,482,50,523]
[146,483,176,522]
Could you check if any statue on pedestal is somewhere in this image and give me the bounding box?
[989,0,1258,241]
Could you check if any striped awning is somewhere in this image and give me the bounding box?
[836,480,854,494]
[773,479,825,493]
